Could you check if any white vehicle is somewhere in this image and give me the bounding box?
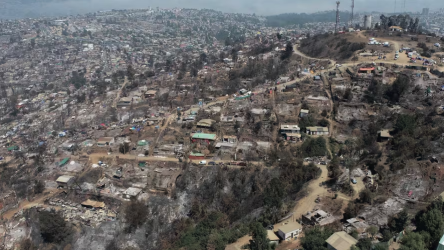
[336,64,342,67]
[435,43,441,48]
[199,160,207,165]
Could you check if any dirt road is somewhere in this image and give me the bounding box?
[226,164,329,250]
[2,189,62,220]
[112,76,128,108]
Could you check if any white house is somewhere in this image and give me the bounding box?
[306,126,329,135]
[280,124,301,134]
[277,221,302,240]
[123,187,142,199]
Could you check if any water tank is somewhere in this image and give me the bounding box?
[363,15,372,29]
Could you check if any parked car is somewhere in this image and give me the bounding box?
[208,161,216,165]
[199,160,207,165]
[351,178,357,184]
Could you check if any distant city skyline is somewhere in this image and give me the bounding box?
[0,0,441,19]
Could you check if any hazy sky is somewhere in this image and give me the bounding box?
[0,0,441,19]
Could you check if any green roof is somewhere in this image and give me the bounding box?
[191,133,216,140]
[59,157,70,166]
[137,140,149,146]
[7,145,18,151]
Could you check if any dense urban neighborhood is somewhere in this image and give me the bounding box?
[2,6,444,250]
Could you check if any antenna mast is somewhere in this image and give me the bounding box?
[335,1,341,33]
[350,0,354,27]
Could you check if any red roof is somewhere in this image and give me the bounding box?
[359,67,375,71]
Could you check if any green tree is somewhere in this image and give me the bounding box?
[356,238,372,250]
[367,226,379,239]
[394,114,416,135]
[249,221,271,250]
[389,209,409,233]
[359,189,374,204]
[400,231,427,250]
[417,208,444,244]
[301,226,334,250]
[385,74,410,103]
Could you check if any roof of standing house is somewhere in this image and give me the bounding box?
[277,221,302,234]
[59,157,70,166]
[378,129,393,138]
[267,230,280,241]
[306,126,329,132]
[190,152,205,157]
[326,231,358,250]
[119,97,132,102]
[438,234,444,250]
[56,175,74,183]
[281,124,300,130]
[145,90,157,95]
[197,119,215,127]
[191,133,217,140]
[300,109,309,114]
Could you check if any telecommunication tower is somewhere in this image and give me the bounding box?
[335,1,341,33]
[350,0,354,27]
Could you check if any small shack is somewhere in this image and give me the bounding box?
[81,199,105,209]
[56,175,75,188]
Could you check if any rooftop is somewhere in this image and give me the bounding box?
[56,175,74,183]
[277,221,302,234]
[326,231,358,250]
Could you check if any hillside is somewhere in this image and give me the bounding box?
[299,33,367,60]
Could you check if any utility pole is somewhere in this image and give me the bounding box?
[335,1,341,33]
[350,0,354,27]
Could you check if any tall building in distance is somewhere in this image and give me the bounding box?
[363,15,372,29]
[422,8,430,15]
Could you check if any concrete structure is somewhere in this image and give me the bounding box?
[117,97,132,107]
[277,221,302,240]
[422,8,430,16]
[267,230,280,244]
[197,119,215,128]
[56,175,75,188]
[122,187,142,199]
[300,109,309,117]
[363,15,372,29]
[437,234,444,250]
[326,231,358,250]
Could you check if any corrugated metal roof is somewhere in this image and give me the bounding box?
[326,231,358,250]
[191,133,217,140]
[56,175,74,183]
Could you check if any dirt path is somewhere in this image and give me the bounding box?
[112,76,128,108]
[226,164,329,250]
[290,164,329,218]
[2,189,62,220]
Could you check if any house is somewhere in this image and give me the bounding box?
[117,97,132,107]
[189,152,205,160]
[191,133,217,144]
[285,133,301,142]
[56,175,75,188]
[81,199,105,209]
[326,231,358,250]
[267,230,280,245]
[306,126,329,135]
[97,137,115,147]
[277,221,303,240]
[389,26,403,32]
[378,129,393,141]
[145,90,157,98]
[222,135,237,143]
[197,119,215,128]
[280,124,301,134]
[122,187,142,199]
[300,109,309,117]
